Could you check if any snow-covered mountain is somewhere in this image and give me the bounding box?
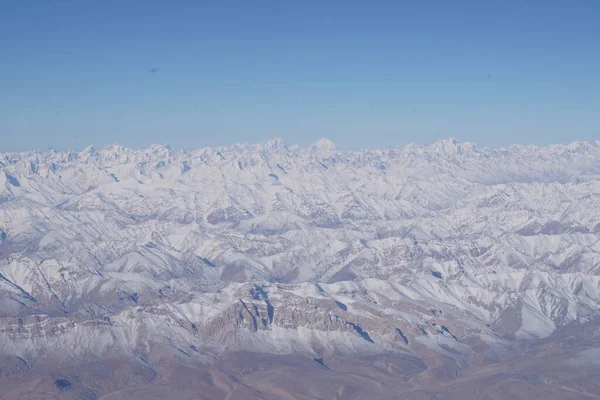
[2,138,600,398]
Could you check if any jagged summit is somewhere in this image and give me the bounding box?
[429,137,475,154]
[262,137,286,150]
[80,144,97,155]
[148,143,172,151]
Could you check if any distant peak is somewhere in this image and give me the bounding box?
[263,138,286,150]
[80,145,97,156]
[430,138,474,155]
[433,137,458,147]
[311,138,336,154]
[103,143,124,151]
[149,143,172,152]
[566,140,588,151]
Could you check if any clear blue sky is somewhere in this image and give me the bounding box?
[1,0,599,152]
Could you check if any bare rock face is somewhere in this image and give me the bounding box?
[2,139,600,398]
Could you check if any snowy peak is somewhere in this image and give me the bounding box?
[262,137,287,151]
[429,137,475,155]
[311,137,336,156]
[79,145,97,157]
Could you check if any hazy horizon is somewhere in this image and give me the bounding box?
[4,135,600,155]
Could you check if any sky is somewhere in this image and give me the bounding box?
[1,0,599,152]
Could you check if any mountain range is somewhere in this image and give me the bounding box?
[2,138,600,399]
